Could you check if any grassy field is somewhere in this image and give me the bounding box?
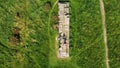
[104,0,120,68]
[0,0,120,68]
[0,0,57,68]
[69,0,106,68]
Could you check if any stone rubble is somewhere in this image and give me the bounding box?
[58,2,69,58]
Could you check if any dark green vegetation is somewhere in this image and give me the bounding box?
[104,0,120,68]
[0,0,120,68]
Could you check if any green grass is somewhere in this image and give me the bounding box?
[104,0,120,68]
[70,0,106,68]
[50,0,107,68]
[0,0,120,68]
[0,0,57,68]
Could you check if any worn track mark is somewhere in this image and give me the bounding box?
[99,0,110,68]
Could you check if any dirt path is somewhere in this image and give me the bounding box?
[99,0,110,68]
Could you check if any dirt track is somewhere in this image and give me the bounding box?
[99,0,110,68]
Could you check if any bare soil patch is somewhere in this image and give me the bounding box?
[44,1,51,12]
[9,27,21,46]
